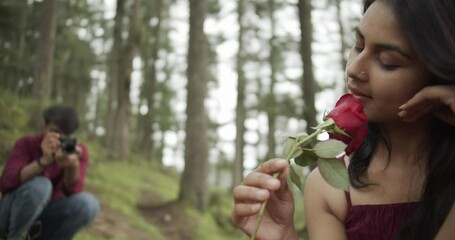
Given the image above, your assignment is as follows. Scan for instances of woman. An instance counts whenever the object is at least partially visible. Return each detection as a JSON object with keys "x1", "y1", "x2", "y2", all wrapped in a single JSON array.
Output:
[{"x1": 231, "y1": 0, "x2": 455, "y2": 239}]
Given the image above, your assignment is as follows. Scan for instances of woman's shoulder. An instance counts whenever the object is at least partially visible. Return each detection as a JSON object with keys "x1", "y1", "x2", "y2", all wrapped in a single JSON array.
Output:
[{"x1": 304, "y1": 167, "x2": 350, "y2": 222}]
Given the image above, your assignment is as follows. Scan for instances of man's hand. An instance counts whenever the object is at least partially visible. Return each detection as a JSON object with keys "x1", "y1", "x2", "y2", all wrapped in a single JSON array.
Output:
[
  {"x1": 40, "y1": 132, "x2": 60, "y2": 165},
  {"x1": 399, "y1": 85, "x2": 455, "y2": 126},
  {"x1": 54, "y1": 145, "x2": 81, "y2": 169}
]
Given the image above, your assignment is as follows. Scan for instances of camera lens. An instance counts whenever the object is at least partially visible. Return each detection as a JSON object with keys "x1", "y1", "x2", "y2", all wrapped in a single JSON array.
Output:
[{"x1": 60, "y1": 136, "x2": 77, "y2": 154}]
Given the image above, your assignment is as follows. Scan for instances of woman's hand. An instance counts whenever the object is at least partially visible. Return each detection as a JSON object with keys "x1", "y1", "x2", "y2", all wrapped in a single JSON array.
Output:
[
  {"x1": 399, "y1": 85, "x2": 455, "y2": 126},
  {"x1": 231, "y1": 158, "x2": 298, "y2": 240}
]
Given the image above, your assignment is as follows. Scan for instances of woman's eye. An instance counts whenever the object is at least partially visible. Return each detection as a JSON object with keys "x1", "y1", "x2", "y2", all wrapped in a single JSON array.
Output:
[
  {"x1": 378, "y1": 60, "x2": 399, "y2": 71},
  {"x1": 354, "y1": 46, "x2": 364, "y2": 53}
]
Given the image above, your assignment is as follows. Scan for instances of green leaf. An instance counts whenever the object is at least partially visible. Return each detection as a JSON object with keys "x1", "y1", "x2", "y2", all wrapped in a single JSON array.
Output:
[
  {"x1": 295, "y1": 134, "x2": 310, "y2": 145},
  {"x1": 317, "y1": 158, "x2": 350, "y2": 190},
  {"x1": 287, "y1": 132, "x2": 308, "y2": 139},
  {"x1": 294, "y1": 150, "x2": 318, "y2": 167},
  {"x1": 284, "y1": 137, "x2": 304, "y2": 160},
  {"x1": 312, "y1": 118, "x2": 335, "y2": 131},
  {"x1": 333, "y1": 125, "x2": 350, "y2": 137},
  {"x1": 322, "y1": 113, "x2": 329, "y2": 122},
  {"x1": 283, "y1": 137, "x2": 295, "y2": 159},
  {"x1": 313, "y1": 139, "x2": 347, "y2": 158},
  {"x1": 289, "y1": 165, "x2": 302, "y2": 190},
  {"x1": 290, "y1": 148, "x2": 303, "y2": 160}
]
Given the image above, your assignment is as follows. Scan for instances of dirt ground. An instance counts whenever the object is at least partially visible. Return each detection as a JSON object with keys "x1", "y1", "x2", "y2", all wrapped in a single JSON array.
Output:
[{"x1": 86, "y1": 188, "x2": 193, "y2": 240}]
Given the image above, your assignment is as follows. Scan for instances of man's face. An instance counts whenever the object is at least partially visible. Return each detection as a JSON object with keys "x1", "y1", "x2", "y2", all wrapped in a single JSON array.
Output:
[
  {"x1": 44, "y1": 122, "x2": 77, "y2": 155},
  {"x1": 44, "y1": 123, "x2": 74, "y2": 138}
]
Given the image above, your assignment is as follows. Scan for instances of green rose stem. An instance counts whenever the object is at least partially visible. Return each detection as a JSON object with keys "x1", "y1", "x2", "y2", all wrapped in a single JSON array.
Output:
[{"x1": 251, "y1": 128, "x2": 323, "y2": 240}]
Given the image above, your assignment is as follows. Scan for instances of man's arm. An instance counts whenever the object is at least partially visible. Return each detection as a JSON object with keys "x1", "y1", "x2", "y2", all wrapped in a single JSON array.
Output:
[
  {"x1": 59, "y1": 144, "x2": 88, "y2": 195},
  {"x1": 19, "y1": 156, "x2": 52, "y2": 183},
  {"x1": 1, "y1": 136, "x2": 55, "y2": 193},
  {"x1": 19, "y1": 132, "x2": 58, "y2": 183},
  {"x1": 62, "y1": 154, "x2": 80, "y2": 191}
]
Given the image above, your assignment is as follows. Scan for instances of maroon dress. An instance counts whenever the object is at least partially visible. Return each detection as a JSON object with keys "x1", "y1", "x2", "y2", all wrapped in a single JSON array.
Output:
[{"x1": 344, "y1": 191, "x2": 419, "y2": 240}]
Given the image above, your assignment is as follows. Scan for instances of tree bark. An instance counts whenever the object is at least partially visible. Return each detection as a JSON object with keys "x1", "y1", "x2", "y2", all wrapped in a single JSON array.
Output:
[
  {"x1": 33, "y1": 0, "x2": 58, "y2": 102},
  {"x1": 139, "y1": 0, "x2": 163, "y2": 159},
  {"x1": 232, "y1": 0, "x2": 246, "y2": 189},
  {"x1": 335, "y1": 0, "x2": 349, "y2": 93},
  {"x1": 115, "y1": 0, "x2": 141, "y2": 159},
  {"x1": 105, "y1": 0, "x2": 125, "y2": 153},
  {"x1": 265, "y1": 0, "x2": 278, "y2": 161},
  {"x1": 298, "y1": 0, "x2": 317, "y2": 133},
  {"x1": 178, "y1": 0, "x2": 209, "y2": 212}
]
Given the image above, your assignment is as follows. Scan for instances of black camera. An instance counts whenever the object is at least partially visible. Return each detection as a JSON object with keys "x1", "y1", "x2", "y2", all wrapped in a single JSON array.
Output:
[{"x1": 60, "y1": 136, "x2": 77, "y2": 154}]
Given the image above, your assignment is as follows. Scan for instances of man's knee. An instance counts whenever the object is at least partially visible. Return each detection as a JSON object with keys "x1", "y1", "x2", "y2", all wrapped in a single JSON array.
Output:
[
  {"x1": 70, "y1": 193, "x2": 100, "y2": 225},
  {"x1": 17, "y1": 177, "x2": 52, "y2": 207}
]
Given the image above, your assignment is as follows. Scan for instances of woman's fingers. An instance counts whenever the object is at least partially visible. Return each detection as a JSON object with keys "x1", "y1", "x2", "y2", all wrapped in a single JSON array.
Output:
[
  {"x1": 231, "y1": 185, "x2": 266, "y2": 228},
  {"x1": 255, "y1": 158, "x2": 288, "y2": 174},
  {"x1": 243, "y1": 172, "x2": 281, "y2": 190},
  {"x1": 232, "y1": 202, "x2": 262, "y2": 217},
  {"x1": 233, "y1": 185, "x2": 270, "y2": 203},
  {"x1": 399, "y1": 85, "x2": 455, "y2": 124}
]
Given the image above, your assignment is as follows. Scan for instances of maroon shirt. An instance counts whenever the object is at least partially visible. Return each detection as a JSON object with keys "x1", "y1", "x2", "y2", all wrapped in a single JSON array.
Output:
[
  {"x1": 344, "y1": 191, "x2": 419, "y2": 240},
  {"x1": 0, "y1": 134, "x2": 88, "y2": 200}
]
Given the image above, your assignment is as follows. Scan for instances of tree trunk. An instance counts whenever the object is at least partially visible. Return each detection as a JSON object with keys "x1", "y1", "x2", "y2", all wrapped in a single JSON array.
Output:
[
  {"x1": 265, "y1": 0, "x2": 278, "y2": 161},
  {"x1": 178, "y1": 0, "x2": 209, "y2": 212},
  {"x1": 105, "y1": 0, "x2": 125, "y2": 153},
  {"x1": 33, "y1": 0, "x2": 58, "y2": 102},
  {"x1": 232, "y1": 0, "x2": 246, "y2": 189},
  {"x1": 139, "y1": 0, "x2": 163, "y2": 159},
  {"x1": 298, "y1": 0, "x2": 317, "y2": 133},
  {"x1": 335, "y1": 0, "x2": 349, "y2": 93},
  {"x1": 14, "y1": 1, "x2": 29, "y2": 93},
  {"x1": 114, "y1": 0, "x2": 141, "y2": 159}
]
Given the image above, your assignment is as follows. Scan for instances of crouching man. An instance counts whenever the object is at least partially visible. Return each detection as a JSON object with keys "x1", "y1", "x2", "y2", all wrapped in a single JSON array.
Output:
[{"x1": 0, "y1": 105, "x2": 99, "y2": 240}]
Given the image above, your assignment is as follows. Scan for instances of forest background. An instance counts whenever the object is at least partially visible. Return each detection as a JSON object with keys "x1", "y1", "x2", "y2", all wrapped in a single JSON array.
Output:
[{"x1": 0, "y1": 0, "x2": 361, "y2": 239}]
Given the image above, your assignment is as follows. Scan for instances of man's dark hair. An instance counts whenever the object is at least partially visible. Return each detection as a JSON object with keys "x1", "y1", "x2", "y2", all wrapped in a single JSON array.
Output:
[{"x1": 42, "y1": 105, "x2": 79, "y2": 135}]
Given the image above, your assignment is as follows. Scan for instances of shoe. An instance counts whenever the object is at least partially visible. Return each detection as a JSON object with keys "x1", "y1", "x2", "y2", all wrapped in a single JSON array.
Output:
[{"x1": 27, "y1": 221, "x2": 42, "y2": 240}]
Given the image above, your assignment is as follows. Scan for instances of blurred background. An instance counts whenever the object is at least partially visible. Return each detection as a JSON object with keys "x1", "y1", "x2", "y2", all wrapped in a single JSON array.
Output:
[{"x1": 0, "y1": 0, "x2": 361, "y2": 239}]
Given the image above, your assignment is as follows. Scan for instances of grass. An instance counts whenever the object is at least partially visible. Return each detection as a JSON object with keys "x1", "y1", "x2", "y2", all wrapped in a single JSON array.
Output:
[
  {"x1": 76, "y1": 159, "x2": 174, "y2": 240},
  {"x1": 73, "y1": 143, "x2": 245, "y2": 240}
]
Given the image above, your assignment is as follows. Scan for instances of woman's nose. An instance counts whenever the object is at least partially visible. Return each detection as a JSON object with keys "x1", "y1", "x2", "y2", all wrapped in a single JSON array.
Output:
[{"x1": 346, "y1": 53, "x2": 368, "y2": 81}]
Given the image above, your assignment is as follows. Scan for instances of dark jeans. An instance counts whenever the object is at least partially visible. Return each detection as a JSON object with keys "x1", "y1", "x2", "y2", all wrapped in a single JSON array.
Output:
[{"x1": 0, "y1": 176, "x2": 99, "y2": 240}]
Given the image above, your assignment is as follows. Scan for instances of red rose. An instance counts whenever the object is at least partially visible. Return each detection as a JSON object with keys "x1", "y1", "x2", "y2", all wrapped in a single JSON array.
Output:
[{"x1": 327, "y1": 94, "x2": 368, "y2": 155}]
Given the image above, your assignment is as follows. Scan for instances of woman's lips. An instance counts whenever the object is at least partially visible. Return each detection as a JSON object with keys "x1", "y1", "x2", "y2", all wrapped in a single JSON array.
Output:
[{"x1": 348, "y1": 86, "x2": 372, "y2": 102}]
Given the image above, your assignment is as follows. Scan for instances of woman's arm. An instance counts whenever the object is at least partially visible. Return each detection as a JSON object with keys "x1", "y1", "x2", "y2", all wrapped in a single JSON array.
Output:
[
  {"x1": 435, "y1": 202, "x2": 455, "y2": 240},
  {"x1": 399, "y1": 85, "x2": 455, "y2": 126},
  {"x1": 304, "y1": 168, "x2": 348, "y2": 240}
]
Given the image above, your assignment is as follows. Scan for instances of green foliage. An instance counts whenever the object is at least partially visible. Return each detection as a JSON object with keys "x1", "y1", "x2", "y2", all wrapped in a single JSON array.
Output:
[
  {"x1": 313, "y1": 139, "x2": 346, "y2": 158},
  {"x1": 0, "y1": 87, "x2": 33, "y2": 160},
  {"x1": 317, "y1": 158, "x2": 350, "y2": 191},
  {"x1": 83, "y1": 160, "x2": 170, "y2": 240},
  {"x1": 0, "y1": 1, "x2": 26, "y2": 33},
  {"x1": 207, "y1": 0, "x2": 222, "y2": 15},
  {"x1": 282, "y1": 118, "x2": 349, "y2": 191},
  {"x1": 190, "y1": 208, "x2": 243, "y2": 240},
  {"x1": 75, "y1": 151, "x2": 244, "y2": 239}
]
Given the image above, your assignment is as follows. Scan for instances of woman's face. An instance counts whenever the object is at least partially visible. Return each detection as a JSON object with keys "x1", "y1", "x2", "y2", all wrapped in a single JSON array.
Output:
[{"x1": 345, "y1": 0, "x2": 429, "y2": 123}]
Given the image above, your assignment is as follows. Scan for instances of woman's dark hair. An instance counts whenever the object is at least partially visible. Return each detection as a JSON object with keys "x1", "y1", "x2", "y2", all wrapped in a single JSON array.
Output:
[
  {"x1": 348, "y1": 0, "x2": 455, "y2": 239},
  {"x1": 42, "y1": 105, "x2": 79, "y2": 135}
]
